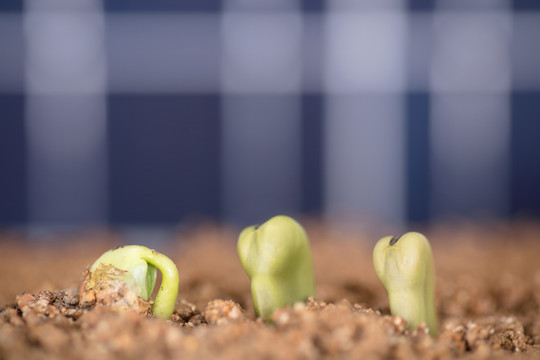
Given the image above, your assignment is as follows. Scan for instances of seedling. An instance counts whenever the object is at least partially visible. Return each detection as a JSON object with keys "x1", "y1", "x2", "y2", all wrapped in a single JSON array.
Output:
[
  {"x1": 373, "y1": 232, "x2": 438, "y2": 337},
  {"x1": 237, "y1": 215, "x2": 316, "y2": 321},
  {"x1": 86, "y1": 245, "x2": 179, "y2": 319}
]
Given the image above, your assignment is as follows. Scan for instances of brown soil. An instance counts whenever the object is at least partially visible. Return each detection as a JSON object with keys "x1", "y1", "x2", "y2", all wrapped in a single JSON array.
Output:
[{"x1": 0, "y1": 221, "x2": 539, "y2": 359}]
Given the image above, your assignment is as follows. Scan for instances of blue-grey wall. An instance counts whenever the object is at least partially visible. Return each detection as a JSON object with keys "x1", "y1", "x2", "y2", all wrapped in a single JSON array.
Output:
[{"x1": 1, "y1": 0, "x2": 539, "y2": 229}]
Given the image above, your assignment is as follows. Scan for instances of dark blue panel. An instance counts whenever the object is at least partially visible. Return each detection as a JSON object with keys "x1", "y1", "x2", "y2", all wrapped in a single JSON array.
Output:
[
  {"x1": 301, "y1": 94, "x2": 324, "y2": 214},
  {"x1": 302, "y1": 0, "x2": 325, "y2": 12},
  {"x1": 0, "y1": 0, "x2": 22, "y2": 11},
  {"x1": 513, "y1": 0, "x2": 540, "y2": 10},
  {"x1": 105, "y1": 0, "x2": 222, "y2": 12},
  {"x1": 0, "y1": 95, "x2": 26, "y2": 225},
  {"x1": 511, "y1": 92, "x2": 540, "y2": 217},
  {"x1": 108, "y1": 95, "x2": 221, "y2": 224},
  {"x1": 406, "y1": 93, "x2": 430, "y2": 224},
  {"x1": 408, "y1": 0, "x2": 435, "y2": 11}
]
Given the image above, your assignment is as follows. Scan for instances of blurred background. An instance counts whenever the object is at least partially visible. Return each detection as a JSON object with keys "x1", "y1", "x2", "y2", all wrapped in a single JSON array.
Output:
[{"x1": 1, "y1": 0, "x2": 540, "y2": 238}]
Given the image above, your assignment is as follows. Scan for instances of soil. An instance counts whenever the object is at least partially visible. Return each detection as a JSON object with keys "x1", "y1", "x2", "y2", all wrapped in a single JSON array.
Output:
[{"x1": 0, "y1": 220, "x2": 539, "y2": 359}]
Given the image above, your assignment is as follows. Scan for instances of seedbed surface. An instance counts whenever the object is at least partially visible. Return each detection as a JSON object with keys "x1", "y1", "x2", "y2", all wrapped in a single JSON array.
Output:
[{"x1": 0, "y1": 222, "x2": 539, "y2": 359}]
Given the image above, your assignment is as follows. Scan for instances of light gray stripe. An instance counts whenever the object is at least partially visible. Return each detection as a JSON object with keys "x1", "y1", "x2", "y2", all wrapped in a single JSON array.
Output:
[
  {"x1": 512, "y1": 13, "x2": 540, "y2": 90},
  {"x1": 25, "y1": 0, "x2": 107, "y2": 226},
  {"x1": 26, "y1": 96, "x2": 108, "y2": 225},
  {"x1": 106, "y1": 14, "x2": 220, "y2": 94},
  {"x1": 24, "y1": 10, "x2": 106, "y2": 95},
  {"x1": 430, "y1": 95, "x2": 510, "y2": 219},
  {"x1": 406, "y1": 13, "x2": 433, "y2": 91},
  {"x1": 430, "y1": 1, "x2": 511, "y2": 219},
  {"x1": 224, "y1": 0, "x2": 297, "y2": 11},
  {"x1": 221, "y1": 12, "x2": 302, "y2": 94},
  {"x1": 221, "y1": 96, "x2": 301, "y2": 226},
  {"x1": 0, "y1": 15, "x2": 24, "y2": 93},
  {"x1": 324, "y1": 95, "x2": 405, "y2": 226},
  {"x1": 324, "y1": 11, "x2": 406, "y2": 93},
  {"x1": 326, "y1": 0, "x2": 405, "y2": 11},
  {"x1": 430, "y1": 7, "x2": 511, "y2": 93}
]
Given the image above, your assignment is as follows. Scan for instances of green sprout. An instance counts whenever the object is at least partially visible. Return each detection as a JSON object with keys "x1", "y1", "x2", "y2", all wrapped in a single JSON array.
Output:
[
  {"x1": 373, "y1": 232, "x2": 438, "y2": 337},
  {"x1": 88, "y1": 245, "x2": 179, "y2": 319},
  {"x1": 237, "y1": 215, "x2": 316, "y2": 321}
]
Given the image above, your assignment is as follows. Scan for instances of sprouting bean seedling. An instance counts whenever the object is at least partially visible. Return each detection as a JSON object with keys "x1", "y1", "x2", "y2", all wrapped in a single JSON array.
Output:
[
  {"x1": 373, "y1": 232, "x2": 438, "y2": 337},
  {"x1": 84, "y1": 245, "x2": 179, "y2": 319},
  {"x1": 237, "y1": 215, "x2": 316, "y2": 321}
]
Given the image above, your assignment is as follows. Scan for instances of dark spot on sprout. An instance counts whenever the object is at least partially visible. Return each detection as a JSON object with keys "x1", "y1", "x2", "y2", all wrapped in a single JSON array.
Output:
[
  {"x1": 389, "y1": 235, "x2": 401, "y2": 246},
  {"x1": 254, "y1": 224, "x2": 260, "y2": 230}
]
